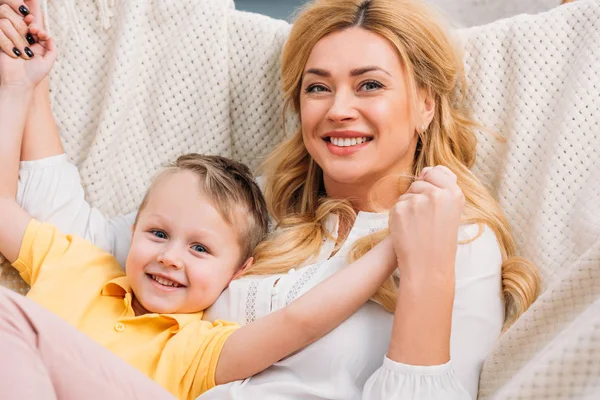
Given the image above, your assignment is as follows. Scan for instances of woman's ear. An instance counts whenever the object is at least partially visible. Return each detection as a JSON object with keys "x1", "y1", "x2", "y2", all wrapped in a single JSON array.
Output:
[
  {"x1": 230, "y1": 257, "x2": 254, "y2": 282},
  {"x1": 419, "y1": 89, "x2": 436, "y2": 127}
]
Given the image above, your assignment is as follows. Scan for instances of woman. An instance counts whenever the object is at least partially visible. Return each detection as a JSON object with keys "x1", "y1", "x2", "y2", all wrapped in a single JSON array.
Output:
[{"x1": 5, "y1": 0, "x2": 539, "y2": 398}]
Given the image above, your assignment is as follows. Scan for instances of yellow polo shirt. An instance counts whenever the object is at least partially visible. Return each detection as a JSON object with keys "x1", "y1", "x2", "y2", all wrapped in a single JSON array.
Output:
[{"x1": 12, "y1": 220, "x2": 238, "y2": 400}]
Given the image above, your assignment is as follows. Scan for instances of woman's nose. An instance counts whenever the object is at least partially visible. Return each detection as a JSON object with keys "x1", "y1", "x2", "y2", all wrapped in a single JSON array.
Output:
[{"x1": 326, "y1": 89, "x2": 359, "y2": 123}]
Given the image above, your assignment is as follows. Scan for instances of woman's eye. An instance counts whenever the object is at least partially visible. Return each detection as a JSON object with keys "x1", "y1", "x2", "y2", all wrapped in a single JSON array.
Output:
[
  {"x1": 305, "y1": 84, "x2": 329, "y2": 93},
  {"x1": 191, "y1": 244, "x2": 208, "y2": 253},
  {"x1": 360, "y1": 80, "x2": 383, "y2": 91},
  {"x1": 150, "y1": 230, "x2": 167, "y2": 239}
]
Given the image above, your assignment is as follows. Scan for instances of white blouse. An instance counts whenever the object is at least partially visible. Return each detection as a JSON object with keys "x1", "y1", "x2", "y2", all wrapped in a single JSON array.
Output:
[{"x1": 17, "y1": 154, "x2": 505, "y2": 399}]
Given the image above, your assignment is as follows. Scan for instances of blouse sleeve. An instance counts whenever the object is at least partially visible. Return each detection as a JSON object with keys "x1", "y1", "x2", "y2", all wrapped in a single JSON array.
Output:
[
  {"x1": 17, "y1": 154, "x2": 135, "y2": 268},
  {"x1": 363, "y1": 224, "x2": 504, "y2": 400}
]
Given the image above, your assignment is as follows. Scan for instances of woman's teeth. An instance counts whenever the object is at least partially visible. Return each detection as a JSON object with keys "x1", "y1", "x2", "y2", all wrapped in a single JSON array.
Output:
[
  {"x1": 329, "y1": 137, "x2": 370, "y2": 147},
  {"x1": 150, "y1": 274, "x2": 183, "y2": 288}
]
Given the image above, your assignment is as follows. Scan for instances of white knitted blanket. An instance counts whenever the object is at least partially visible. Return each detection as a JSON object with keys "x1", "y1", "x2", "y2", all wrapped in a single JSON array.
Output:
[{"x1": 1, "y1": 0, "x2": 598, "y2": 398}]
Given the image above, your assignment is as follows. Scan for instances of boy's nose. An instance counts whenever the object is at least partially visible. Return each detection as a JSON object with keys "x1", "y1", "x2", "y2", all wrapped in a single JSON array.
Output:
[{"x1": 157, "y1": 247, "x2": 184, "y2": 269}]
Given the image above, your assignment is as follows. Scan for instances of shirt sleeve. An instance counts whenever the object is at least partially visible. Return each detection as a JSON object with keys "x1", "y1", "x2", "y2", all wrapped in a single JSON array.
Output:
[
  {"x1": 17, "y1": 154, "x2": 135, "y2": 267},
  {"x1": 180, "y1": 320, "x2": 239, "y2": 399},
  {"x1": 362, "y1": 224, "x2": 503, "y2": 400},
  {"x1": 11, "y1": 219, "x2": 117, "y2": 287}
]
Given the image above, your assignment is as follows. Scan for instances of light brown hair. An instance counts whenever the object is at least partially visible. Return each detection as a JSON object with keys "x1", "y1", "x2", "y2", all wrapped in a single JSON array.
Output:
[
  {"x1": 246, "y1": 0, "x2": 540, "y2": 328},
  {"x1": 136, "y1": 154, "x2": 269, "y2": 263}
]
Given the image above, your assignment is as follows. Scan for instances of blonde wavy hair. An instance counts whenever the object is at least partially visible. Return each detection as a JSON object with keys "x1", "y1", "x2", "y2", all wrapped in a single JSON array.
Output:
[{"x1": 245, "y1": 0, "x2": 540, "y2": 328}]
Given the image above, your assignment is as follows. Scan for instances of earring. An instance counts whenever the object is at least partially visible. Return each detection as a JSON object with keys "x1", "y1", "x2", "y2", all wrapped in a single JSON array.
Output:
[{"x1": 421, "y1": 124, "x2": 426, "y2": 133}]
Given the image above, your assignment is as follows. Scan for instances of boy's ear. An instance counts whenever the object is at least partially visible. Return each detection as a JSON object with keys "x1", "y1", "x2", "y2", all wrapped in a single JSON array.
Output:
[{"x1": 230, "y1": 257, "x2": 254, "y2": 282}]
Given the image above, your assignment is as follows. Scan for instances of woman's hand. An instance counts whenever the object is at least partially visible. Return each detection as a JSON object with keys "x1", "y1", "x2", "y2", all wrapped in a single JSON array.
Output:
[
  {"x1": 389, "y1": 165, "x2": 465, "y2": 284},
  {"x1": 0, "y1": 20, "x2": 56, "y2": 88},
  {"x1": 0, "y1": 0, "x2": 55, "y2": 88},
  {"x1": 0, "y1": 1, "x2": 36, "y2": 60}
]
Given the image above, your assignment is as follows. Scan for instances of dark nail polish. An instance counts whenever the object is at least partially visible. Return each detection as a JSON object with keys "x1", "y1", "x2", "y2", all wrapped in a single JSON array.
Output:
[
  {"x1": 26, "y1": 33, "x2": 35, "y2": 45},
  {"x1": 19, "y1": 5, "x2": 30, "y2": 16},
  {"x1": 12, "y1": 47, "x2": 21, "y2": 57},
  {"x1": 24, "y1": 47, "x2": 34, "y2": 58}
]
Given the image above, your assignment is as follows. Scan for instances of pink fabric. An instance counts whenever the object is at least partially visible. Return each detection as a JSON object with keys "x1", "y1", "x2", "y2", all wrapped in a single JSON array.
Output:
[{"x1": 0, "y1": 287, "x2": 174, "y2": 399}]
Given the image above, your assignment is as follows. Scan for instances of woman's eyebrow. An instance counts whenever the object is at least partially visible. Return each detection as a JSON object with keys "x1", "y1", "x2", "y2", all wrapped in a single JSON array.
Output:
[
  {"x1": 304, "y1": 68, "x2": 330, "y2": 78},
  {"x1": 303, "y1": 66, "x2": 391, "y2": 78},
  {"x1": 350, "y1": 66, "x2": 391, "y2": 77}
]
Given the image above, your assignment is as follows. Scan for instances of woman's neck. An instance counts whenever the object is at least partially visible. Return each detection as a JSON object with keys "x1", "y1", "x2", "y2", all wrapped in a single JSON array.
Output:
[{"x1": 324, "y1": 174, "x2": 411, "y2": 212}]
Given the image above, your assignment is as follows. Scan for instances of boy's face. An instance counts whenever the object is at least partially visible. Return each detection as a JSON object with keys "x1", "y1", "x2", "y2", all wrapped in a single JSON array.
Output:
[{"x1": 126, "y1": 170, "x2": 249, "y2": 314}]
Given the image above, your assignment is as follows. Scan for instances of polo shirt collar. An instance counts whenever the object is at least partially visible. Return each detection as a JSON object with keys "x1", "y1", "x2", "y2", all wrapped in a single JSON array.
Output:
[
  {"x1": 101, "y1": 276, "x2": 204, "y2": 329},
  {"x1": 102, "y1": 276, "x2": 131, "y2": 297}
]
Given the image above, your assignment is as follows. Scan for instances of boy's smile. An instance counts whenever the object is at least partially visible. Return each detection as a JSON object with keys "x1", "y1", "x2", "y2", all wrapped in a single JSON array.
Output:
[{"x1": 125, "y1": 170, "x2": 248, "y2": 315}]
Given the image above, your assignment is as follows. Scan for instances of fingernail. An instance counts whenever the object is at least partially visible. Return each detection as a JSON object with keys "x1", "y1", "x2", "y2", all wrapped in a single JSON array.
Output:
[
  {"x1": 26, "y1": 33, "x2": 35, "y2": 45},
  {"x1": 24, "y1": 47, "x2": 34, "y2": 58},
  {"x1": 13, "y1": 47, "x2": 22, "y2": 57},
  {"x1": 19, "y1": 5, "x2": 30, "y2": 16}
]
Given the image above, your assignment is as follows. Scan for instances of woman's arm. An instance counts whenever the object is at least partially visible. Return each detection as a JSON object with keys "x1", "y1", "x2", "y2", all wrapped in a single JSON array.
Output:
[
  {"x1": 8, "y1": 1, "x2": 134, "y2": 266},
  {"x1": 0, "y1": 20, "x2": 57, "y2": 263},
  {"x1": 362, "y1": 225, "x2": 503, "y2": 399},
  {"x1": 214, "y1": 236, "x2": 398, "y2": 385},
  {"x1": 17, "y1": 77, "x2": 135, "y2": 266},
  {"x1": 361, "y1": 167, "x2": 502, "y2": 399},
  {"x1": 0, "y1": 86, "x2": 33, "y2": 263},
  {"x1": 21, "y1": 77, "x2": 63, "y2": 161},
  {"x1": 385, "y1": 166, "x2": 465, "y2": 369}
]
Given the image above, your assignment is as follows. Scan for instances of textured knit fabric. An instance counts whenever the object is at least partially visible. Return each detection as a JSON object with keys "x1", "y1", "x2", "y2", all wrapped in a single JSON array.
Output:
[
  {"x1": 427, "y1": 0, "x2": 561, "y2": 27},
  {"x1": 13, "y1": 220, "x2": 238, "y2": 399},
  {"x1": 1, "y1": 0, "x2": 599, "y2": 398}
]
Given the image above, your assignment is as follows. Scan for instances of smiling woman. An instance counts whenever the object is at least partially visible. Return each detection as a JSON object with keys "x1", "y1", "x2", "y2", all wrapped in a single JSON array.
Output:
[
  {"x1": 299, "y1": 27, "x2": 431, "y2": 207},
  {"x1": 229, "y1": 0, "x2": 539, "y2": 398}
]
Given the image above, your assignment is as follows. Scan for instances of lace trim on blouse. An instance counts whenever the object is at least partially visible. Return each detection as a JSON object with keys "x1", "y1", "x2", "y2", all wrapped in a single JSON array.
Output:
[{"x1": 245, "y1": 281, "x2": 260, "y2": 324}]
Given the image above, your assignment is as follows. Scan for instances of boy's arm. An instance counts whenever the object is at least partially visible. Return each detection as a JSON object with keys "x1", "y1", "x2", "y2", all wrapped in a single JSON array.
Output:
[
  {"x1": 215, "y1": 236, "x2": 397, "y2": 385},
  {"x1": 0, "y1": 86, "x2": 34, "y2": 263}
]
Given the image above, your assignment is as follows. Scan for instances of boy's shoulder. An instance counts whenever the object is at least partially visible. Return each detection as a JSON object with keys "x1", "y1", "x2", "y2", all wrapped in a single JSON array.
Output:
[{"x1": 19, "y1": 219, "x2": 124, "y2": 284}]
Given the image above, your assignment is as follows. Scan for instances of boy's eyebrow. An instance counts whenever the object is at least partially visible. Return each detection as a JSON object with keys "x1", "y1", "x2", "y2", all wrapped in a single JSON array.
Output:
[{"x1": 303, "y1": 66, "x2": 391, "y2": 78}]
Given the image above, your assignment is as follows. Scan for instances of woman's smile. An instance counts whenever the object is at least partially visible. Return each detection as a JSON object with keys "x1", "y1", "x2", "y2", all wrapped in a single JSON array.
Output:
[{"x1": 324, "y1": 130, "x2": 374, "y2": 156}]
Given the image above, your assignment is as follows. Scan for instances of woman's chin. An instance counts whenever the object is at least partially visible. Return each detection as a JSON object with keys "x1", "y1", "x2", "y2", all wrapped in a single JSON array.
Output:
[{"x1": 322, "y1": 168, "x2": 370, "y2": 186}]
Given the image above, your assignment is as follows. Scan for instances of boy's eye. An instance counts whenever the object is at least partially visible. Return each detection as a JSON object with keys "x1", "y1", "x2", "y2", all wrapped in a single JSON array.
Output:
[
  {"x1": 191, "y1": 244, "x2": 208, "y2": 253},
  {"x1": 150, "y1": 230, "x2": 167, "y2": 239}
]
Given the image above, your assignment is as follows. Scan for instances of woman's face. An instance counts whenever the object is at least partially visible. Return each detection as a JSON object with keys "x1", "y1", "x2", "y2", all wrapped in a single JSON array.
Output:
[{"x1": 300, "y1": 27, "x2": 424, "y2": 196}]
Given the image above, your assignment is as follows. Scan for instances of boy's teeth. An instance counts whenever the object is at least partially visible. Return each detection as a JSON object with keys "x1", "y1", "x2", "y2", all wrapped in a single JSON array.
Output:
[
  {"x1": 151, "y1": 274, "x2": 182, "y2": 288},
  {"x1": 330, "y1": 137, "x2": 369, "y2": 147}
]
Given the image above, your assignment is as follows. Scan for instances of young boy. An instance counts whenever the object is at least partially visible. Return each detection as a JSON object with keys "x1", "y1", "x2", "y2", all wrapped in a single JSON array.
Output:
[{"x1": 0, "y1": 11, "x2": 398, "y2": 400}]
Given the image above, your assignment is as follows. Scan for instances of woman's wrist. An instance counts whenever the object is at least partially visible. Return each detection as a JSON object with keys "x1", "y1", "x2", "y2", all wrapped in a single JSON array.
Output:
[
  {"x1": 0, "y1": 84, "x2": 34, "y2": 99},
  {"x1": 387, "y1": 277, "x2": 455, "y2": 366},
  {"x1": 32, "y1": 78, "x2": 51, "y2": 104},
  {"x1": 396, "y1": 258, "x2": 455, "y2": 287}
]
